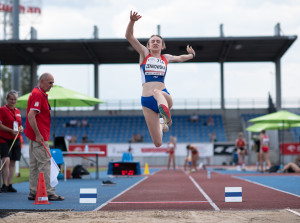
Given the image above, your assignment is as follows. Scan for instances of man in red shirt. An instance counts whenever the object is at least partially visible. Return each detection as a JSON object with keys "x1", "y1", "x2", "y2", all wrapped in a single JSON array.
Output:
[
  {"x1": 24, "y1": 73, "x2": 64, "y2": 201},
  {"x1": 0, "y1": 90, "x2": 23, "y2": 193}
]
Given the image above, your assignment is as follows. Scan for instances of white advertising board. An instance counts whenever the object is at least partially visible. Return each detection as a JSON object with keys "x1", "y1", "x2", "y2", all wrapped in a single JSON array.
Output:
[{"x1": 107, "y1": 143, "x2": 213, "y2": 157}]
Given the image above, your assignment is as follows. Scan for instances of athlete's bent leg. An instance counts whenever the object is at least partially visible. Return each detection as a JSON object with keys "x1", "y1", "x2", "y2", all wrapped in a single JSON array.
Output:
[
  {"x1": 153, "y1": 89, "x2": 173, "y2": 126},
  {"x1": 143, "y1": 107, "x2": 163, "y2": 147}
]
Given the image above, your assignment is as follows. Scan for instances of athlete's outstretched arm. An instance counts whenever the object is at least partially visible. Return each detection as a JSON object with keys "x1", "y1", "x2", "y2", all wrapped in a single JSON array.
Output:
[
  {"x1": 165, "y1": 45, "x2": 196, "y2": 63},
  {"x1": 125, "y1": 11, "x2": 148, "y2": 58}
]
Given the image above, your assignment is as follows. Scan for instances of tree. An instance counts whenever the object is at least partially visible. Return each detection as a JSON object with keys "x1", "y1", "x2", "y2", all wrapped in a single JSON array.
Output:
[
  {"x1": 0, "y1": 65, "x2": 36, "y2": 105},
  {"x1": 20, "y1": 65, "x2": 33, "y2": 95},
  {"x1": 1, "y1": 66, "x2": 12, "y2": 105}
]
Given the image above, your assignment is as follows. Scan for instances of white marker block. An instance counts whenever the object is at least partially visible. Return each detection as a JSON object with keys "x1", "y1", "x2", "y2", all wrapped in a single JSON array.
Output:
[
  {"x1": 225, "y1": 187, "x2": 242, "y2": 202},
  {"x1": 80, "y1": 188, "x2": 97, "y2": 203}
]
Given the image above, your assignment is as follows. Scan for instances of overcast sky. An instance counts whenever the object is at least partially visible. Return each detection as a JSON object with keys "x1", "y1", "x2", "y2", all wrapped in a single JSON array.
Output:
[{"x1": 3, "y1": 0, "x2": 300, "y2": 108}]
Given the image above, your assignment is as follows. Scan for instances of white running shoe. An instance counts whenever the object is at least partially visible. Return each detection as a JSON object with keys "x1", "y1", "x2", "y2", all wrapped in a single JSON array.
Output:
[
  {"x1": 160, "y1": 118, "x2": 169, "y2": 133},
  {"x1": 242, "y1": 163, "x2": 246, "y2": 171}
]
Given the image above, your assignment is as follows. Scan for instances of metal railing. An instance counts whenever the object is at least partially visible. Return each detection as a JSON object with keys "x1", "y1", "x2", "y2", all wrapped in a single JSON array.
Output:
[{"x1": 53, "y1": 97, "x2": 300, "y2": 111}]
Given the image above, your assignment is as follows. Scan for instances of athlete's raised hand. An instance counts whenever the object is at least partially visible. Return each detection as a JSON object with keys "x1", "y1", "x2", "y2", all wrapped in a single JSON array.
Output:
[{"x1": 130, "y1": 10, "x2": 142, "y2": 22}]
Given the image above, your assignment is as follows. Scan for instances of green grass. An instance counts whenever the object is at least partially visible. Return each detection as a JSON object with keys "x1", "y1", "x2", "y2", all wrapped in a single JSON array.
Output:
[
  {"x1": 12, "y1": 167, "x2": 107, "y2": 184},
  {"x1": 12, "y1": 168, "x2": 30, "y2": 184}
]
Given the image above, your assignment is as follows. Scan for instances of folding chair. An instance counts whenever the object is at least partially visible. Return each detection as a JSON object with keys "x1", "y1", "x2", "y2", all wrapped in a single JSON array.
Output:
[
  {"x1": 50, "y1": 148, "x2": 67, "y2": 181},
  {"x1": 122, "y1": 152, "x2": 134, "y2": 162}
]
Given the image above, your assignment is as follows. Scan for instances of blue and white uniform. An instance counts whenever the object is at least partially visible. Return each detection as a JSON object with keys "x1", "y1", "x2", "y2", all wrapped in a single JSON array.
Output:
[
  {"x1": 140, "y1": 54, "x2": 170, "y2": 113},
  {"x1": 140, "y1": 54, "x2": 168, "y2": 84}
]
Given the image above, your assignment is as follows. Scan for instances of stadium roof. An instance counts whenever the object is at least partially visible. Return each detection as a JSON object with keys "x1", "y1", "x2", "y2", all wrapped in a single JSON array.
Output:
[{"x1": 0, "y1": 35, "x2": 297, "y2": 65}]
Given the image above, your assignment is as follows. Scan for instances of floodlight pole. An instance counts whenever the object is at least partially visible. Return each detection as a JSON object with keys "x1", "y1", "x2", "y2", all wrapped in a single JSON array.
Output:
[
  {"x1": 219, "y1": 24, "x2": 225, "y2": 110},
  {"x1": 12, "y1": 0, "x2": 19, "y2": 39},
  {"x1": 220, "y1": 62, "x2": 225, "y2": 110},
  {"x1": 30, "y1": 27, "x2": 38, "y2": 90},
  {"x1": 94, "y1": 63, "x2": 99, "y2": 111},
  {"x1": 93, "y1": 25, "x2": 99, "y2": 111},
  {"x1": 274, "y1": 23, "x2": 282, "y2": 110},
  {"x1": 275, "y1": 58, "x2": 281, "y2": 109},
  {"x1": 12, "y1": 0, "x2": 20, "y2": 92}
]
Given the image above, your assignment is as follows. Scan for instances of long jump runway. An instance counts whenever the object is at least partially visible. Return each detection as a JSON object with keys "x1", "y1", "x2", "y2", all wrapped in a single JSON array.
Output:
[{"x1": 99, "y1": 169, "x2": 300, "y2": 211}]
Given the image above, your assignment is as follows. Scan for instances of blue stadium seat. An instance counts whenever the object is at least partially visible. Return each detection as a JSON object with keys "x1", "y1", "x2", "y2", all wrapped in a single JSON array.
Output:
[{"x1": 22, "y1": 114, "x2": 227, "y2": 143}]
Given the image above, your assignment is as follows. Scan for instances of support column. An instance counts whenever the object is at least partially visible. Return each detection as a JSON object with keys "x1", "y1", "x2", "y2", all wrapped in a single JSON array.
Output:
[
  {"x1": 94, "y1": 63, "x2": 99, "y2": 111},
  {"x1": 12, "y1": 0, "x2": 20, "y2": 91},
  {"x1": 220, "y1": 62, "x2": 225, "y2": 109},
  {"x1": 30, "y1": 27, "x2": 38, "y2": 90},
  {"x1": 30, "y1": 62, "x2": 38, "y2": 90},
  {"x1": 275, "y1": 58, "x2": 281, "y2": 109}
]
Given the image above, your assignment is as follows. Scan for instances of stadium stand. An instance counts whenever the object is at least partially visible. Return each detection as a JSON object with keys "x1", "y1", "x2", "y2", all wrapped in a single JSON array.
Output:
[
  {"x1": 241, "y1": 113, "x2": 265, "y2": 123},
  {"x1": 21, "y1": 114, "x2": 226, "y2": 144},
  {"x1": 290, "y1": 127, "x2": 300, "y2": 141}
]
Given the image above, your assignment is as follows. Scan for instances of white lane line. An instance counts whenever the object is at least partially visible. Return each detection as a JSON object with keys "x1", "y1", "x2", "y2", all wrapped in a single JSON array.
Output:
[
  {"x1": 94, "y1": 176, "x2": 149, "y2": 211},
  {"x1": 109, "y1": 201, "x2": 209, "y2": 204},
  {"x1": 233, "y1": 176, "x2": 300, "y2": 198},
  {"x1": 286, "y1": 208, "x2": 300, "y2": 217},
  {"x1": 189, "y1": 176, "x2": 220, "y2": 211},
  {"x1": 94, "y1": 169, "x2": 163, "y2": 211}
]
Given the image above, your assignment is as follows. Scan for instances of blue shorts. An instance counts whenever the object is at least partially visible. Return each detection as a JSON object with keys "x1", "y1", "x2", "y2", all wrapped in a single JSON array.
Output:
[{"x1": 141, "y1": 89, "x2": 170, "y2": 113}]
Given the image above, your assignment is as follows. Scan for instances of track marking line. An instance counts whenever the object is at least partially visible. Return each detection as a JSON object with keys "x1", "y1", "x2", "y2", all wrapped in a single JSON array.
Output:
[
  {"x1": 233, "y1": 176, "x2": 300, "y2": 198},
  {"x1": 286, "y1": 208, "x2": 300, "y2": 217},
  {"x1": 94, "y1": 169, "x2": 163, "y2": 211},
  {"x1": 108, "y1": 201, "x2": 209, "y2": 204},
  {"x1": 94, "y1": 176, "x2": 148, "y2": 211},
  {"x1": 189, "y1": 176, "x2": 220, "y2": 211}
]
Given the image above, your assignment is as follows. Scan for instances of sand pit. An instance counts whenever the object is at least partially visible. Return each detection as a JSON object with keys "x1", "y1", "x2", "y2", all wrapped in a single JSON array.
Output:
[{"x1": 2, "y1": 209, "x2": 300, "y2": 223}]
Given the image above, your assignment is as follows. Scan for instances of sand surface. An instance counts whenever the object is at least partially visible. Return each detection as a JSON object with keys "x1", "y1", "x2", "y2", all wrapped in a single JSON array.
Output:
[{"x1": 2, "y1": 209, "x2": 300, "y2": 223}]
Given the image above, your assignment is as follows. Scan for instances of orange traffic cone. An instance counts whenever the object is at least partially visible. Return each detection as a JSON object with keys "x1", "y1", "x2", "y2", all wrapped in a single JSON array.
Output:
[{"x1": 33, "y1": 172, "x2": 50, "y2": 205}]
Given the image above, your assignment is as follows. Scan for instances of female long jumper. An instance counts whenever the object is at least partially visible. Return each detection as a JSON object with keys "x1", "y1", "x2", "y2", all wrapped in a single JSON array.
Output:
[{"x1": 125, "y1": 11, "x2": 195, "y2": 147}]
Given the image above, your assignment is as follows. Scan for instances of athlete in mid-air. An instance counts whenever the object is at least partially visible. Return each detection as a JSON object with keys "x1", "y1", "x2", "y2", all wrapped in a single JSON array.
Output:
[{"x1": 125, "y1": 11, "x2": 195, "y2": 147}]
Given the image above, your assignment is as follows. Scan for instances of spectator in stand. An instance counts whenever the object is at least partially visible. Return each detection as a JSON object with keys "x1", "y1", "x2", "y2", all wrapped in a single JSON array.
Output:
[
  {"x1": 65, "y1": 133, "x2": 72, "y2": 143},
  {"x1": 209, "y1": 131, "x2": 217, "y2": 142},
  {"x1": 189, "y1": 113, "x2": 199, "y2": 123},
  {"x1": 130, "y1": 133, "x2": 137, "y2": 143},
  {"x1": 81, "y1": 118, "x2": 89, "y2": 127},
  {"x1": 69, "y1": 119, "x2": 78, "y2": 127},
  {"x1": 82, "y1": 133, "x2": 88, "y2": 143},
  {"x1": 76, "y1": 119, "x2": 81, "y2": 127},
  {"x1": 70, "y1": 133, "x2": 77, "y2": 143},
  {"x1": 136, "y1": 133, "x2": 144, "y2": 142},
  {"x1": 206, "y1": 116, "x2": 214, "y2": 126}
]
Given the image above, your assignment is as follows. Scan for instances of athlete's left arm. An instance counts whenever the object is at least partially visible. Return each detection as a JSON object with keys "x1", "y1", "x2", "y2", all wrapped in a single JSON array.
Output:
[{"x1": 165, "y1": 45, "x2": 195, "y2": 62}]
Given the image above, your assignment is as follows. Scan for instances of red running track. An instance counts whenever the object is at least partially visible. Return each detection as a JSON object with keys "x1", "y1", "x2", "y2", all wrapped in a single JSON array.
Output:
[{"x1": 99, "y1": 169, "x2": 300, "y2": 211}]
